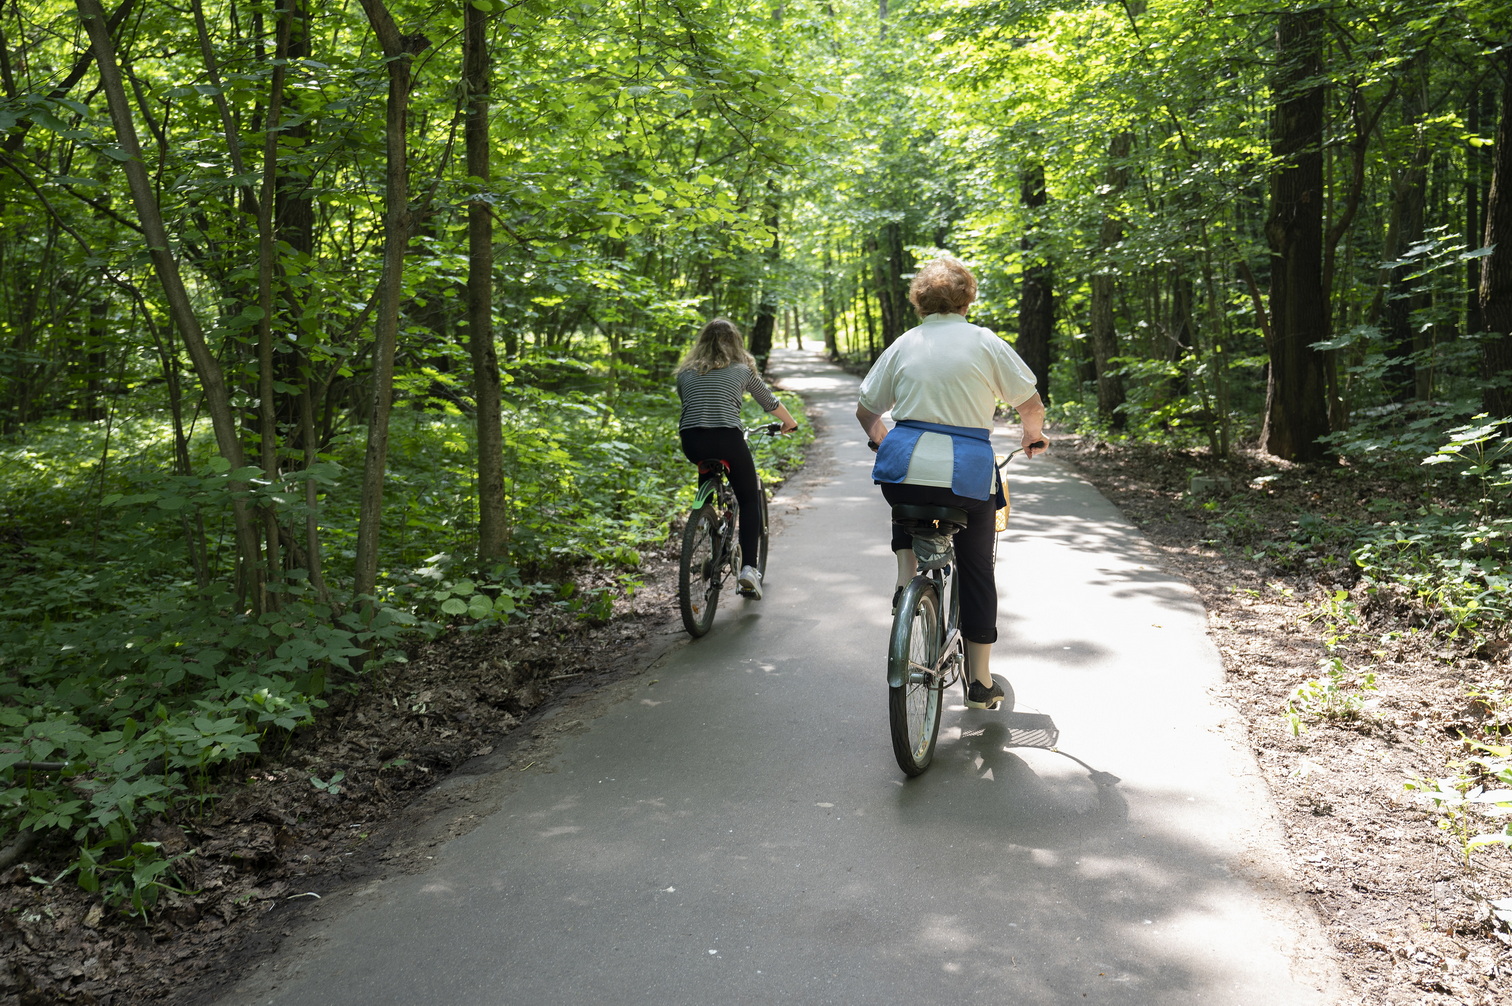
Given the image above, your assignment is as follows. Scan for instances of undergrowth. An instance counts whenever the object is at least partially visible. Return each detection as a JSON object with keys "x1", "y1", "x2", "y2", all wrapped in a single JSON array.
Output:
[{"x1": 0, "y1": 379, "x2": 812, "y2": 920}]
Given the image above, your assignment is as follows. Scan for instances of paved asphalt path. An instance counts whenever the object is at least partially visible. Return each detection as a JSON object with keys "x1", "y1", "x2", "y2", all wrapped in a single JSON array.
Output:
[{"x1": 215, "y1": 347, "x2": 1344, "y2": 1005}]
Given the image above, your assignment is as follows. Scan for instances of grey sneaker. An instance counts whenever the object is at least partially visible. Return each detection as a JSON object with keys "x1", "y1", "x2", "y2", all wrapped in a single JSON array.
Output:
[
  {"x1": 737, "y1": 565, "x2": 763, "y2": 599},
  {"x1": 966, "y1": 678, "x2": 1005, "y2": 710}
]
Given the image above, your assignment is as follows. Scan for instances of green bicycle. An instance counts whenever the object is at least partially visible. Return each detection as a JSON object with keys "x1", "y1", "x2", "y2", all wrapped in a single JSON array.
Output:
[{"x1": 677, "y1": 423, "x2": 781, "y2": 638}]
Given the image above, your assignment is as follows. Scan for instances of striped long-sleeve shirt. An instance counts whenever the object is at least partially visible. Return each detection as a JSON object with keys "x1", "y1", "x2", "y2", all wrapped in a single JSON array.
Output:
[{"x1": 676, "y1": 364, "x2": 780, "y2": 430}]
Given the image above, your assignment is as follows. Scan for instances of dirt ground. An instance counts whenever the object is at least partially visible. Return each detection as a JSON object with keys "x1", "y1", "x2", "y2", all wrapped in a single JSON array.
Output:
[{"x1": 3, "y1": 437, "x2": 1511, "y2": 1005}]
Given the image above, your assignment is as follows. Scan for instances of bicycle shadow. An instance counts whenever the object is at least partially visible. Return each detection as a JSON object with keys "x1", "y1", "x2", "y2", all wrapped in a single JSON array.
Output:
[{"x1": 891, "y1": 717, "x2": 1128, "y2": 851}]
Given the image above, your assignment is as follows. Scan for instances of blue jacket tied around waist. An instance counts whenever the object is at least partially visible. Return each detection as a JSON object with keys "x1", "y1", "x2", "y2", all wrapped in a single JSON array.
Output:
[{"x1": 871, "y1": 419, "x2": 1005, "y2": 505}]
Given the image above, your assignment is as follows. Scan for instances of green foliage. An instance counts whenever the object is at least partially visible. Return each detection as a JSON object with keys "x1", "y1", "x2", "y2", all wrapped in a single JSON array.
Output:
[
  {"x1": 1406, "y1": 744, "x2": 1512, "y2": 865},
  {"x1": 1341, "y1": 420, "x2": 1512, "y2": 642},
  {"x1": 69, "y1": 841, "x2": 197, "y2": 923},
  {"x1": 1283, "y1": 656, "x2": 1378, "y2": 736},
  {"x1": 0, "y1": 359, "x2": 813, "y2": 909}
]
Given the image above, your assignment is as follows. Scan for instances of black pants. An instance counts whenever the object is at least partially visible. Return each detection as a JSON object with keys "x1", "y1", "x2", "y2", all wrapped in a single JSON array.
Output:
[
  {"x1": 680, "y1": 427, "x2": 762, "y2": 565},
  {"x1": 881, "y1": 482, "x2": 998, "y2": 644}
]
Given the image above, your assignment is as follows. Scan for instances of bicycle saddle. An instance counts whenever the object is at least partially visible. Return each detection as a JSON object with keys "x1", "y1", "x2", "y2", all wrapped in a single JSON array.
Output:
[
  {"x1": 695, "y1": 458, "x2": 731, "y2": 476},
  {"x1": 891, "y1": 504, "x2": 969, "y2": 535}
]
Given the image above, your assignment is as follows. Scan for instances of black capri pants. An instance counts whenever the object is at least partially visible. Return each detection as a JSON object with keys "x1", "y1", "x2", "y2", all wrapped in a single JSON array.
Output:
[
  {"x1": 680, "y1": 426, "x2": 763, "y2": 565},
  {"x1": 881, "y1": 482, "x2": 999, "y2": 645}
]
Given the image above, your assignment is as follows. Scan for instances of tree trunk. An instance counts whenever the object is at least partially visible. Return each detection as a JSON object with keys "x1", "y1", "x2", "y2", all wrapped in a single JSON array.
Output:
[
  {"x1": 76, "y1": 0, "x2": 264, "y2": 608},
  {"x1": 1261, "y1": 10, "x2": 1333, "y2": 462},
  {"x1": 822, "y1": 243, "x2": 837, "y2": 358},
  {"x1": 255, "y1": 6, "x2": 292, "y2": 604},
  {"x1": 275, "y1": 0, "x2": 318, "y2": 439},
  {"x1": 875, "y1": 221, "x2": 909, "y2": 347},
  {"x1": 352, "y1": 0, "x2": 425, "y2": 601},
  {"x1": 1479, "y1": 44, "x2": 1512, "y2": 417},
  {"x1": 1090, "y1": 131, "x2": 1131, "y2": 427},
  {"x1": 749, "y1": 188, "x2": 780, "y2": 368},
  {"x1": 1380, "y1": 48, "x2": 1429, "y2": 403},
  {"x1": 1468, "y1": 82, "x2": 1494, "y2": 339},
  {"x1": 1017, "y1": 163, "x2": 1054, "y2": 405},
  {"x1": 465, "y1": 0, "x2": 507, "y2": 566}
]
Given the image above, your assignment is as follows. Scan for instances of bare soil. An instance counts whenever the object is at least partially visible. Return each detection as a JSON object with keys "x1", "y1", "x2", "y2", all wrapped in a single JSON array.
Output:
[
  {"x1": 1061, "y1": 437, "x2": 1512, "y2": 1005},
  {"x1": 3, "y1": 438, "x2": 1511, "y2": 1005}
]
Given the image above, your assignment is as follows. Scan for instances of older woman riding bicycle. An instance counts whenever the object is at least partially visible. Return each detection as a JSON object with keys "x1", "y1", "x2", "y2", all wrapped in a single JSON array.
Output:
[{"x1": 855, "y1": 257, "x2": 1047, "y2": 709}]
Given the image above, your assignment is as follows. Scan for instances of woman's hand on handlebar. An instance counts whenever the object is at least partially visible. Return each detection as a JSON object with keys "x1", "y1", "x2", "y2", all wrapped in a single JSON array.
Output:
[
  {"x1": 1021, "y1": 435, "x2": 1049, "y2": 458},
  {"x1": 772, "y1": 404, "x2": 799, "y2": 435}
]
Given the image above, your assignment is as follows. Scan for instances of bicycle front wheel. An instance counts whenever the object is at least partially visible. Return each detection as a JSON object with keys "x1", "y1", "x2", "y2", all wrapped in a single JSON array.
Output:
[
  {"x1": 888, "y1": 578, "x2": 944, "y2": 777},
  {"x1": 678, "y1": 505, "x2": 721, "y2": 637}
]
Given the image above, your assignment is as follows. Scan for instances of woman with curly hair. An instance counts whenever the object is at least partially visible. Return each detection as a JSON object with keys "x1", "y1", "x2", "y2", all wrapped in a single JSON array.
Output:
[
  {"x1": 855, "y1": 257, "x2": 1047, "y2": 709},
  {"x1": 676, "y1": 318, "x2": 798, "y2": 600}
]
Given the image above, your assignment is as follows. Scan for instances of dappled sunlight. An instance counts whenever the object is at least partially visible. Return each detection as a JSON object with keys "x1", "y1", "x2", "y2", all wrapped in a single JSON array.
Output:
[
  {"x1": 769, "y1": 374, "x2": 854, "y2": 395},
  {"x1": 213, "y1": 352, "x2": 1340, "y2": 1006}
]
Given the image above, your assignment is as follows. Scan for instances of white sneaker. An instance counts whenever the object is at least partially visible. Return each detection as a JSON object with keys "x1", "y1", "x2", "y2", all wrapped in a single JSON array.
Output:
[{"x1": 737, "y1": 565, "x2": 763, "y2": 599}]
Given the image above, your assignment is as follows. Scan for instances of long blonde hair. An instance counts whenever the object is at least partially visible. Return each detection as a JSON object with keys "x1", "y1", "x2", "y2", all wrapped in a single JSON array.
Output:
[{"x1": 677, "y1": 318, "x2": 757, "y2": 375}]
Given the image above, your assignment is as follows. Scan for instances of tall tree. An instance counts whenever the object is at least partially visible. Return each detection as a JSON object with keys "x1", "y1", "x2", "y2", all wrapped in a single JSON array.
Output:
[
  {"x1": 75, "y1": 0, "x2": 264, "y2": 606},
  {"x1": 1262, "y1": 9, "x2": 1332, "y2": 463},
  {"x1": 464, "y1": 0, "x2": 507, "y2": 566},
  {"x1": 1479, "y1": 42, "x2": 1512, "y2": 417},
  {"x1": 1016, "y1": 162, "x2": 1054, "y2": 403},
  {"x1": 1089, "y1": 130, "x2": 1131, "y2": 427},
  {"x1": 352, "y1": 0, "x2": 425, "y2": 602}
]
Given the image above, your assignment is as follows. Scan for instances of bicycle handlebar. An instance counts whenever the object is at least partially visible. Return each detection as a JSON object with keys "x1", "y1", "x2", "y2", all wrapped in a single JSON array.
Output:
[
  {"x1": 1002, "y1": 439, "x2": 1047, "y2": 463},
  {"x1": 868, "y1": 435, "x2": 1046, "y2": 458}
]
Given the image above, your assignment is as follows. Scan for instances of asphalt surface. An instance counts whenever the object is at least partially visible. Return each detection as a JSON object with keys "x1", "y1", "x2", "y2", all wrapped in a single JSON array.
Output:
[{"x1": 214, "y1": 347, "x2": 1345, "y2": 1005}]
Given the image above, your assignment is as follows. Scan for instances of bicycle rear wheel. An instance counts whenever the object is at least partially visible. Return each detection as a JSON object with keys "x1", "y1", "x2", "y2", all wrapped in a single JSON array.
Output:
[
  {"x1": 888, "y1": 578, "x2": 944, "y2": 776},
  {"x1": 678, "y1": 505, "x2": 721, "y2": 637},
  {"x1": 755, "y1": 483, "x2": 769, "y2": 577}
]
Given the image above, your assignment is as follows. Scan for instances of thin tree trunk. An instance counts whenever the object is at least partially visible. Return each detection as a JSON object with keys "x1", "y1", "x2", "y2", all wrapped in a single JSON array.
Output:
[
  {"x1": 465, "y1": 0, "x2": 507, "y2": 565},
  {"x1": 861, "y1": 258, "x2": 877, "y2": 361},
  {"x1": 1468, "y1": 84, "x2": 1493, "y2": 338},
  {"x1": 255, "y1": 6, "x2": 292, "y2": 603},
  {"x1": 1379, "y1": 49, "x2": 1429, "y2": 404},
  {"x1": 1090, "y1": 131, "x2": 1131, "y2": 427},
  {"x1": 822, "y1": 242, "x2": 837, "y2": 358},
  {"x1": 352, "y1": 0, "x2": 425, "y2": 601},
  {"x1": 76, "y1": 0, "x2": 263, "y2": 607}
]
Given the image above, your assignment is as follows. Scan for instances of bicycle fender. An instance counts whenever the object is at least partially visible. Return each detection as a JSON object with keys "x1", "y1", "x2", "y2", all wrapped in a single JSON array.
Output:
[
  {"x1": 887, "y1": 579, "x2": 938, "y2": 688},
  {"x1": 692, "y1": 481, "x2": 719, "y2": 510}
]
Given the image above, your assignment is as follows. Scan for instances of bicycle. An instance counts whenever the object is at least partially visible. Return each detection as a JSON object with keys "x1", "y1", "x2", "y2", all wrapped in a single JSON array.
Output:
[
  {"x1": 886, "y1": 443, "x2": 1042, "y2": 776},
  {"x1": 677, "y1": 422, "x2": 783, "y2": 638}
]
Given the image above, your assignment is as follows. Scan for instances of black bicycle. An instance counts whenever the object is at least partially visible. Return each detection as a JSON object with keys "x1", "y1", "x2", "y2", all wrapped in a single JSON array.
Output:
[
  {"x1": 678, "y1": 423, "x2": 782, "y2": 637},
  {"x1": 887, "y1": 444, "x2": 1040, "y2": 776}
]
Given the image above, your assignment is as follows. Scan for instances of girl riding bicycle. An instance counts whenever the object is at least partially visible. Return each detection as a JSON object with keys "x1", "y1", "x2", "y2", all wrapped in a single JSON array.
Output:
[
  {"x1": 855, "y1": 258, "x2": 1047, "y2": 709},
  {"x1": 676, "y1": 318, "x2": 798, "y2": 600}
]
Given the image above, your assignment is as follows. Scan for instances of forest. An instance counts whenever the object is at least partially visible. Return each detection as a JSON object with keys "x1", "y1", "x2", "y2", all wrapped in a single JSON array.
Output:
[{"x1": 1, "y1": 0, "x2": 1511, "y2": 953}]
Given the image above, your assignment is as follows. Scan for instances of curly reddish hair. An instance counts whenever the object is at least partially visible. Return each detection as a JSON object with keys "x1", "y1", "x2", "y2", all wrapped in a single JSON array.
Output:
[{"x1": 908, "y1": 257, "x2": 977, "y2": 316}]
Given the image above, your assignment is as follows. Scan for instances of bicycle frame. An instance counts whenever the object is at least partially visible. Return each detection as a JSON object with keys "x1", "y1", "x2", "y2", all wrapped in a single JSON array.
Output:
[
  {"x1": 677, "y1": 422, "x2": 782, "y2": 637},
  {"x1": 883, "y1": 439, "x2": 1044, "y2": 775},
  {"x1": 886, "y1": 543, "x2": 962, "y2": 689},
  {"x1": 884, "y1": 443, "x2": 1035, "y2": 689}
]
